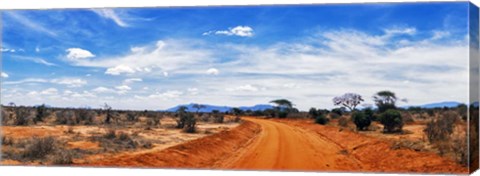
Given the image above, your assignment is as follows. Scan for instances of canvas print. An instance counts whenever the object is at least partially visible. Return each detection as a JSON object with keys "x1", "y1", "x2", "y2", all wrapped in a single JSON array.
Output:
[{"x1": 0, "y1": 1, "x2": 479, "y2": 174}]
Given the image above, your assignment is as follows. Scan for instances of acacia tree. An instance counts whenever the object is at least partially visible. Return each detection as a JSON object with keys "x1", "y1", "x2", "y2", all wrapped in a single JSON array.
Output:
[
  {"x1": 373, "y1": 90, "x2": 397, "y2": 112},
  {"x1": 270, "y1": 99, "x2": 294, "y2": 118},
  {"x1": 333, "y1": 93, "x2": 364, "y2": 111},
  {"x1": 192, "y1": 104, "x2": 206, "y2": 113},
  {"x1": 270, "y1": 99, "x2": 293, "y2": 109}
]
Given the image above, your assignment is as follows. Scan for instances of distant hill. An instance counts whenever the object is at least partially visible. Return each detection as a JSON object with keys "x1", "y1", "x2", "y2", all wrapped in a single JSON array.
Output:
[
  {"x1": 402, "y1": 101, "x2": 463, "y2": 109},
  {"x1": 165, "y1": 103, "x2": 274, "y2": 113}
]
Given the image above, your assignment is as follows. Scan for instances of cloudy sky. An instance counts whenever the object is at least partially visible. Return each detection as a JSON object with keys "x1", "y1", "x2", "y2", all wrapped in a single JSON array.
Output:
[{"x1": 0, "y1": 2, "x2": 472, "y2": 111}]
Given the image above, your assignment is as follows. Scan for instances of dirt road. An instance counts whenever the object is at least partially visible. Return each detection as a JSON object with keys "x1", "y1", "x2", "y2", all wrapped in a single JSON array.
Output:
[
  {"x1": 216, "y1": 118, "x2": 362, "y2": 171},
  {"x1": 82, "y1": 117, "x2": 467, "y2": 173}
]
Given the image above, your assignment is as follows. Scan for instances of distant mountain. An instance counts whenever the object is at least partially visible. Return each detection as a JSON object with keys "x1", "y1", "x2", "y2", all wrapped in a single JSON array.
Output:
[
  {"x1": 402, "y1": 101, "x2": 463, "y2": 109},
  {"x1": 165, "y1": 103, "x2": 274, "y2": 113}
]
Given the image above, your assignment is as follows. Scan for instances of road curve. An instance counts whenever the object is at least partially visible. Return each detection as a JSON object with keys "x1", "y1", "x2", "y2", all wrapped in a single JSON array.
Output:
[{"x1": 216, "y1": 117, "x2": 362, "y2": 171}]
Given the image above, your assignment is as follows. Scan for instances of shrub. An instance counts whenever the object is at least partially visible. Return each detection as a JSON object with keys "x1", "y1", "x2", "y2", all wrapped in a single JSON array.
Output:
[
  {"x1": 338, "y1": 117, "x2": 348, "y2": 127},
  {"x1": 328, "y1": 112, "x2": 340, "y2": 119},
  {"x1": 126, "y1": 112, "x2": 138, "y2": 122},
  {"x1": 1, "y1": 108, "x2": 10, "y2": 124},
  {"x1": 52, "y1": 149, "x2": 74, "y2": 165},
  {"x1": 452, "y1": 134, "x2": 468, "y2": 166},
  {"x1": 14, "y1": 107, "x2": 31, "y2": 126},
  {"x1": 76, "y1": 109, "x2": 97, "y2": 125},
  {"x1": 351, "y1": 111, "x2": 371, "y2": 131},
  {"x1": 34, "y1": 104, "x2": 49, "y2": 124},
  {"x1": 379, "y1": 109, "x2": 403, "y2": 133},
  {"x1": 212, "y1": 111, "x2": 224, "y2": 123},
  {"x1": 277, "y1": 110, "x2": 288, "y2": 118},
  {"x1": 23, "y1": 136, "x2": 57, "y2": 160},
  {"x1": 183, "y1": 113, "x2": 197, "y2": 133},
  {"x1": 55, "y1": 110, "x2": 78, "y2": 125},
  {"x1": 315, "y1": 114, "x2": 329, "y2": 125},
  {"x1": 117, "y1": 132, "x2": 131, "y2": 141},
  {"x1": 2, "y1": 135, "x2": 13, "y2": 145},
  {"x1": 103, "y1": 129, "x2": 117, "y2": 139},
  {"x1": 308, "y1": 107, "x2": 318, "y2": 118},
  {"x1": 331, "y1": 108, "x2": 344, "y2": 116},
  {"x1": 424, "y1": 111, "x2": 457, "y2": 143}
]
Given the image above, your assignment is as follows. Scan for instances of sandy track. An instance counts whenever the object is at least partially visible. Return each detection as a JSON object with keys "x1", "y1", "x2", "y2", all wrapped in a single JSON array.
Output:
[{"x1": 217, "y1": 118, "x2": 361, "y2": 171}]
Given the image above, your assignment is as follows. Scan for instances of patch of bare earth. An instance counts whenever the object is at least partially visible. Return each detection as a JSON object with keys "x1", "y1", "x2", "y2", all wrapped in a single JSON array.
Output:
[
  {"x1": 79, "y1": 120, "x2": 260, "y2": 168},
  {"x1": 273, "y1": 118, "x2": 467, "y2": 174}
]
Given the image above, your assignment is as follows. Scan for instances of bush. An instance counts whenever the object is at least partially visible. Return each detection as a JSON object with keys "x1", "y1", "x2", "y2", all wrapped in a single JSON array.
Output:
[
  {"x1": 338, "y1": 117, "x2": 348, "y2": 127},
  {"x1": 117, "y1": 132, "x2": 131, "y2": 141},
  {"x1": 23, "y1": 136, "x2": 57, "y2": 160},
  {"x1": 55, "y1": 110, "x2": 78, "y2": 125},
  {"x1": 379, "y1": 109, "x2": 403, "y2": 133},
  {"x1": 424, "y1": 111, "x2": 457, "y2": 143},
  {"x1": 315, "y1": 114, "x2": 329, "y2": 125},
  {"x1": 2, "y1": 135, "x2": 13, "y2": 145},
  {"x1": 76, "y1": 109, "x2": 97, "y2": 125},
  {"x1": 34, "y1": 104, "x2": 49, "y2": 124},
  {"x1": 14, "y1": 107, "x2": 31, "y2": 126},
  {"x1": 351, "y1": 111, "x2": 371, "y2": 131},
  {"x1": 328, "y1": 112, "x2": 340, "y2": 119},
  {"x1": 103, "y1": 129, "x2": 117, "y2": 139},
  {"x1": 183, "y1": 113, "x2": 197, "y2": 133},
  {"x1": 52, "y1": 149, "x2": 74, "y2": 165},
  {"x1": 277, "y1": 110, "x2": 288, "y2": 118}
]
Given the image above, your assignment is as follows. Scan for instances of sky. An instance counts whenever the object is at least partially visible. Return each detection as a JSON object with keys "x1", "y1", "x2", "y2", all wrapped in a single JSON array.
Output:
[{"x1": 0, "y1": 2, "x2": 472, "y2": 111}]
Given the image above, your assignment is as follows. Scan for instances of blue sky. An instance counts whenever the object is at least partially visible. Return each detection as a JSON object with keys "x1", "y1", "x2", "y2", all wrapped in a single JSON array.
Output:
[{"x1": 0, "y1": 2, "x2": 472, "y2": 110}]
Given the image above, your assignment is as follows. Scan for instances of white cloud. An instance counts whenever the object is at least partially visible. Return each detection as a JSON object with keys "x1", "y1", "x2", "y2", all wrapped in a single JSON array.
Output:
[
  {"x1": 40, "y1": 88, "x2": 58, "y2": 95},
  {"x1": 123, "y1": 78, "x2": 143, "y2": 84},
  {"x1": 206, "y1": 68, "x2": 219, "y2": 75},
  {"x1": 432, "y1": 31, "x2": 451, "y2": 40},
  {"x1": 163, "y1": 71, "x2": 169, "y2": 77},
  {"x1": 105, "y1": 65, "x2": 136, "y2": 75},
  {"x1": 1, "y1": 72, "x2": 9, "y2": 78},
  {"x1": 51, "y1": 78, "x2": 87, "y2": 87},
  {"x1": 92, "y1": 9, "x2": 128, "y2": 27},
  {"x1": 12, "y1": 55, "x2": 56, "y2": 66},
  {"x1": 1, "y1": 48, "x2": 16, "y2": 53},
  {"x1": 187, "y1": 88, "x2": 199, "y2": 95},
  {"x1": 66, "y1": 39, "x2": 213, "y2": 76},
  {"x1": 92, "y1": 86, "x2": 116, "y2": 93},
  {"x1": 384, "y1": 27, "x2": 416, "y2": 36},
  {"x1": 4, "y1": 11, "x2": 57, "y2": 37},
  {"x1": 4, "y1": 78, "x2": 48, "y2": 85},
  {"x1": 115, "y1": 85, "x2": 132, "y2": 94},
  {"x1": 204, "y1": 26, "x2": 254, "y2": 37},
  {"x1": 115, "y1": 85, "x2": 132, "y2": 91},
  {"x1": 149, "y1": 90, "x2": 183, "y2": 99},
  {"x1": 66, "y1": 48, "x2": 95, "y2": 60},
  {"x1": 227, "y1": 84, "x2": 260, "y2": 92}
]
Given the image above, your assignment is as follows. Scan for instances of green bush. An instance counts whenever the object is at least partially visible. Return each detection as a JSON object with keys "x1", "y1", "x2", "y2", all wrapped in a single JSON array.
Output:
[
  {"x1": 315, "y1": 114, "x2": 329, "y2": 125},
  {"x1": 379, "y1": 109, "x2": 403, "y2": 133},
  {"x1": 352, "y1": 111, "x2": 371, "y2": 131},
  {"x1": 277, "y1": 110, "x2": 288, "y2": 118}
]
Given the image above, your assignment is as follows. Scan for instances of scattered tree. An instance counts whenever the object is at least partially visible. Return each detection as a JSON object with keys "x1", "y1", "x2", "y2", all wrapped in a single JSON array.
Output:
[
  {"x1": 192, "y1": 104, "x2": 206, "y2": 113},
  {"x1": 373, "y1": 90, "x2": 397, "y2": 112},
  {"x1": 333, "y1": 93, "x2": 364, "y2": 111},
  {"x1": 34, "y1": 104, "x2": 49, "y2": 124}
]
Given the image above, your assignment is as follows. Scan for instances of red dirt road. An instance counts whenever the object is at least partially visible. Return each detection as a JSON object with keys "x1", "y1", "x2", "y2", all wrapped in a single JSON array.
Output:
[
  {"x1": 217, "y1": 118, "x2": 361, "y2": 171},
  {"x1": 81, "y1": 117, "x2": 467, "y2": 174}
]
